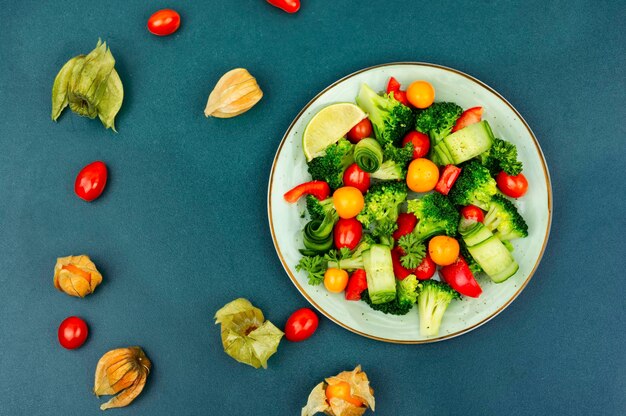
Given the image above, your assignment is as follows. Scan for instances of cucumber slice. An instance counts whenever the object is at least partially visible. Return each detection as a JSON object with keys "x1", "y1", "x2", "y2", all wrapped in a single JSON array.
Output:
[
  {"x1": 461, "y1": 222, "x2": 494, "y2": 246},
  {"x1": 362, "y1": 244, "x2": 397, "y2": 304},
  {"x1": 467, "y1": 236, "x2": 518, "y2": 283},
  {"x1": 442, "y1": 120, "x2": 494, "y2": 164}
]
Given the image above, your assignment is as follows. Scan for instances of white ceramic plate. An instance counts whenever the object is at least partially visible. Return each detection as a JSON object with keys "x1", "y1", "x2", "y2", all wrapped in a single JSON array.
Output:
[{"x1": 268, "y1": 63, "x2": 552, "y2": 343}]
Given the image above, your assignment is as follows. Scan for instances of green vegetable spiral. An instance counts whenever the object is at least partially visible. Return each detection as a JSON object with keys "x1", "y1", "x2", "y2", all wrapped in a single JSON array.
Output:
[{"x1": 354, "y1": 138, "x2": 383, "y2": 173}]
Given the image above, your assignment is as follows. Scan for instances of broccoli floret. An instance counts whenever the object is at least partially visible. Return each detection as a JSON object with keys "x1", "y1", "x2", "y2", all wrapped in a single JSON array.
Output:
[
  {"x1": 306, "y1": 195, "x2": 334, "y2": 221},
  {"x1": 356, "y1": 84, "x2": 414, "y2": 148},
  {"x1": 296, "y1": 255, "x2": 326, "y2": 285},
  {"x1": 448, "y1": 161, "x2": 497, "y2": 210},
  {"x1": 361, "y1": 289, "x2": 412, "y2": 316},
  {"x1": 483, "y1": 194, "x2": 529, "y2": 241},
  {"x1": 397, "y1": 233, "x2": 426, "y2": 269},
  {"x1": 307, "y1": 138, "x2": 354, "y2": 190},
  {"x1": 397, "y1": 274, "x2": 420, "y2": 310},
  {"x1": 415, "y1": 102, "x2": 463, "y2": 145},
  {"x1": 407, "y1": 193, "x2": 460, "y2": 242},
  {"x1": 459, "y1": 240, "x2": 483, "y2": 275},
  {"x1": 480, "y1": 138, "x2": 523, "y2": 176},
  {"x1": 370, "y1": 143, "x2": 414, "y2": 180},
  {"x1": 357, "y1": 181, "x2": 408, "y2": 246},
  {"x1": 370, "y1": 160, "x2": 404, "y2": 180},
  {"x1": 417, "y1": 280, "x2": 461, "y2": 336}
]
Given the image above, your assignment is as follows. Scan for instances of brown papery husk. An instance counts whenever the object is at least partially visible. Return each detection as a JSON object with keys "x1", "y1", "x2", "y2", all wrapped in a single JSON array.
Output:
[
  {"x1": 94, "y1": 347, "x2": 151, "y2": 411},
  {"x1": 204, "y1": 68, "x2": 262, "y2": 118}
]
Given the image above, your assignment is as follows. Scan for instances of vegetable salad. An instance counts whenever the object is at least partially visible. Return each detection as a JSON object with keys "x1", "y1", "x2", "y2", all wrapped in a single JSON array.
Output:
[{"x1": 284, "y1": 77, "x2": 529, "y2": 337}]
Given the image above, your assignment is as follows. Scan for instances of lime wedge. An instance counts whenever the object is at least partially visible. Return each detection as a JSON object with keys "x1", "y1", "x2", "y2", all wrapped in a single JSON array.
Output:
[{"x1": 302, "y1": 103, "x2": 367, "y2": 161}]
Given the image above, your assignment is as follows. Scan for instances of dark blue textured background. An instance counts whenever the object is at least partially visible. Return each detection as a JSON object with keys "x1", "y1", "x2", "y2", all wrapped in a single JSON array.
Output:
[{"x1": 1, "y1": 1, "x2": 624, "y2": 414}]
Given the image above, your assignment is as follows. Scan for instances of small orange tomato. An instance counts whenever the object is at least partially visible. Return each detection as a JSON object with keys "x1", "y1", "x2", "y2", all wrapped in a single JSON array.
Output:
[
  {"x1": 325, "y1": 381, "x2": 364, "y2": 407},
  {"x1": 428, "y1": 236, "x2": 460, "y2": 266},
  {"x1": 406, "y1": 80, "x2": 435, "y2": 109},
  {"x1": 406, "y1": 158, "x2": 439, "y2": 192},
  {"x1": 333, "y1": 186, "x2": 364, "y2": 219},
  {"x1": 324, "y1": 268, "x2": 349, "y2": 293}
]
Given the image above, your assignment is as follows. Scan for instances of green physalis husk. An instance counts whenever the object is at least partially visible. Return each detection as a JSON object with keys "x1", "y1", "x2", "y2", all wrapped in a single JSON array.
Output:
[
  {"x1": 51, "y1": 39, "x2": 123, "y2": 131},
  {"x1": 214, "y1": 298, "x2": 284, "y2": 369}
]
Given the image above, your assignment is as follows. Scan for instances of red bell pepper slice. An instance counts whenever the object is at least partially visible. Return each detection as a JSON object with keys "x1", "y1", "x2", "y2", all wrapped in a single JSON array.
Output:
[
  {"x1": 386, "y1": 77, "x2": 401, "y2": 93},
  {"x1": 345, "y1": 269, "x2": 368, "y2": 300},
  {"x1": 283, "y1": 180, "x2": 330, "y2": 203},
  {"x1": 439, "y1": 256, "x2": 482, "y2": 298},
  {"x1": 435, "y1": 165, "x2": 462, "y2": 195},
  {"x1": 452, "y1": 106, "x2": 483, "y2": 132},
  {"x1": 391, "y1": 90, "x2": 411, "y2": 107},
  {"x1": 392, "y1": 213, "x2": 418, "y2": 240}
]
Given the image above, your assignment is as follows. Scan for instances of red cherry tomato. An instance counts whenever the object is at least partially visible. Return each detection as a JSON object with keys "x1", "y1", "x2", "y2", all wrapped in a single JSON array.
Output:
[
  {"x1": 460, "y1": 205, "x2": 485, "y2": 223},
  {"x1": 496, "y1": 172, "x2": 528, "y2": 198},
  {"x1": 439, "y1": 256, "x2": 482, "y2": 298},
  {"x1": 58, "y1": 316, "x2": 88, "y2": 349},
  {"x1": 345, "y1": 269, "x2": 368, "y2": 301},
  {"x1": 346, "y1": 118, "x2": 373, "y2": 143},
  {"x1": 147, "y1": 9, "x2": 181, "y2": 36},
  {"x1": 402, "y1": 131, "x2": 430, "y2": 159},
  {"x1": 392, "y1": 213, "x2": 417, "y2": 240},
  {"x1": 284, "y1": 308, "x2": 318, "y2": 342},
  {"x1": 334, "y1": 218, "x2": 363, "y2": 250},
  {"x1": 342, "y1": 164, "x2": 370, "y2": 193},
  {"x1": 75, "y1": 161, "x2": 108, "y2": 202},
  {"x1": 267, "y1": 0, "x2": 300, "y2": 13},
  {"x1": 415, "y1": 254, "x2": 436, "y2": 280}
]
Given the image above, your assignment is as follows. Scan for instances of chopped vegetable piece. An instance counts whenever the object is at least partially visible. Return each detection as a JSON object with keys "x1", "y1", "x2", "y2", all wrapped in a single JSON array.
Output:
[
  {"x1": 439, "y1": 256, "x2": 482, "y2": 298},
  {"x1": 480, "y1": 137, "x2": 523, "y2": 176},
  {"x1": 356, "y1": 83, "x2": 414, "y2": 148},
  {"x1": 451, "y1": 106, "x2": 483, "y2": 132},
  {"x1": 417, "y1": 280, "x2": 460, "y2": 336},
  {"x1": 284, "y1": 181, "x2": 331, "y2": 203},
  {"x1": 435, "y1": 164, "x2": 461, "y2": 195},
  {"x1": 345, "y1": 269, "x2": 368, "y2": 300}
]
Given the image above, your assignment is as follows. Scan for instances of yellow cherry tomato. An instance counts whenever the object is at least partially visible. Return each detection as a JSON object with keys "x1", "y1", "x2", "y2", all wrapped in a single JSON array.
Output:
[
  {"x1": 406, "y1": 158, "x2": 439, "y2": 192},
  {"x1": 333, "y1": 186, "x2": 364, "y2": 219},
  {"x1": 324, "y1": 268, "x2": 349, "y2": 293},
  {"x1": 325, "y1": 381, "x2": 364, "y2": 407},
  {"x1": 406, "y1": 80, "x2": 435, "y2": 109},
  {"x1": 428, "y1": 236, "x2": 460, "y2": 266}
]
